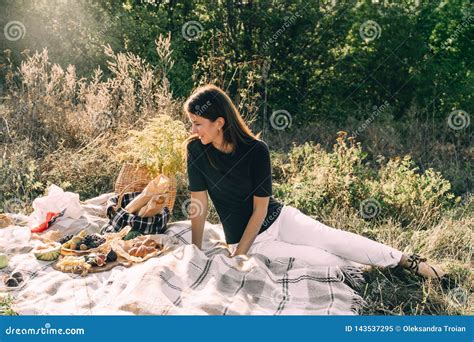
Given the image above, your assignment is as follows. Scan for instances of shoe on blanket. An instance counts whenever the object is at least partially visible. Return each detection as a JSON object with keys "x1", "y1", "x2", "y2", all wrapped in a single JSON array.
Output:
[{"x1": 405, "y1": 254, "x2": 446, "y2": 280}]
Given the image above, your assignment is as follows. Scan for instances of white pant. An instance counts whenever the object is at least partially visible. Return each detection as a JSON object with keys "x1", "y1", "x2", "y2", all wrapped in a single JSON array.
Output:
[{"x1": 231, "y1": 205, "x2": 403, "y2": 268}]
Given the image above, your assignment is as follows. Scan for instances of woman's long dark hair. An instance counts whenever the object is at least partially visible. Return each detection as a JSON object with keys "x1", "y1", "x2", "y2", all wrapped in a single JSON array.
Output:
[{"x1": 182, "y1": 84, "x2": 261, "y2": 169}]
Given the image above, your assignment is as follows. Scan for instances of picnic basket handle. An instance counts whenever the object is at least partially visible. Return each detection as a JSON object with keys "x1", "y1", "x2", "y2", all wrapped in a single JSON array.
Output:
[
  {"x1": 113, "y1": 180, "x2": 146, "y2": 213},
  {"x1": 112, "y1": 175, "x2": 172, "y2": 215}
]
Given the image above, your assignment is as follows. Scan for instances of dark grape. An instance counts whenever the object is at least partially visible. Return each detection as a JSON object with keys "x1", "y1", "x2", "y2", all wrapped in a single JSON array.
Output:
[
  {"x1": 58, "y1": 235, "x2": 73, "y2": 244},
  {"x1": 84, "y1": 234, "x2": 106, "y2": 248},
  {"x1": 5, "y1": 277, "x2": 18, "y2": 287},
  {"x1": 11, "y1": 272, "x2": 23, "y2": 283},
  {"x1": 106, "y1": 249, "x2": 117, "y2": 262}
]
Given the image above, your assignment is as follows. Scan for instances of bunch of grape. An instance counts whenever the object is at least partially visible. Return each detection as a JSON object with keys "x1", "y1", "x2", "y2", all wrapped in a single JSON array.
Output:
[
  {"x1": 83, "y1": 234, "x2": 106, "y2": 248},
  {"x1": 58, "y1": 235, "x2": 73, "y2": 244}
]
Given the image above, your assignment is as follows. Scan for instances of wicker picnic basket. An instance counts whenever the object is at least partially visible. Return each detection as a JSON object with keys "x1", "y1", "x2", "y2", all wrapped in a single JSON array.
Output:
[{"x1": 114, "y1": 163, "x2": 177, "y2": 213}]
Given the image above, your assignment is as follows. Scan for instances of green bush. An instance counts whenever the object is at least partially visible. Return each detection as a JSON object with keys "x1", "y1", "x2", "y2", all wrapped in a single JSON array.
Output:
[
  {"x1": 273, "y1": 132, "x2": 457, "y2": 229},
  {"x1": 0, "y1": 141, "x2": 44, "y2": 214},
  {"x1": 372, "y1": 156, "x2": 456, "y2": 229}
]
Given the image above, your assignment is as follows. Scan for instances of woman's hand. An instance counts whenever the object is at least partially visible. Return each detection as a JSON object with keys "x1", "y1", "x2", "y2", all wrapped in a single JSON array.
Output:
[
  {"x1": 227, "y1": 250, "x2": 247, "y2": 259},
  {"x1": 229, "y1": 251, "x2": 249, "y2": 260},
  {"x1": 227, "y1": 250, "x2": 236, "y2": 258}
]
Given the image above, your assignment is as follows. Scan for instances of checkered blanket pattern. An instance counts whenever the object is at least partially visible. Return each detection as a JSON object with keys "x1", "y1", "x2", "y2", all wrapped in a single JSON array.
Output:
[{"x1": 1, "y1": 193, "x2": 365, "y2": 315}]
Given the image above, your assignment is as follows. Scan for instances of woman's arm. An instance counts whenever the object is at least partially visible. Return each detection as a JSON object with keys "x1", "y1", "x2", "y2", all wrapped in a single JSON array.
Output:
[
  {"x1": 232, "y1": 196, "x2": 269, "y2": 256},
  {"x1": 190, "y1": 190, "x2": 208, "y2": 250}
]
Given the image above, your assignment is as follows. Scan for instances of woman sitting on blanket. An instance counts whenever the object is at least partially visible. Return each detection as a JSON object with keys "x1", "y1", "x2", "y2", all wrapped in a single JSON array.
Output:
[{"x1": 183, "y1": 84, "x2": 445, "y2": 280}]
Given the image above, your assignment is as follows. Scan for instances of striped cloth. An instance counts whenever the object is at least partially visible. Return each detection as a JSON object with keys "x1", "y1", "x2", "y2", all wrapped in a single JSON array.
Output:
[
  {"x1": 149, "y1": 222, "x2": 366, "y2": 315},
  {"x1": 101, "y1": 191, "x2": 170, "y2": 235}
]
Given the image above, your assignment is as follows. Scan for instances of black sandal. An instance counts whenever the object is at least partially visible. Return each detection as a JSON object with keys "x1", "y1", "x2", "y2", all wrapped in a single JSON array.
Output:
[
  {"x1": 402, "y1": 254, "x2": 456, "y2": 289},
  {"x1": 406, "y1": 254, "x2": 443, "y2": 280}
]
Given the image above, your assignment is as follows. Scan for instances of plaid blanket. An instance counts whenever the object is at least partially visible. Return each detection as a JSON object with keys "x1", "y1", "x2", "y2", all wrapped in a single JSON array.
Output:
[
  {"x1": 101, "y1": 191, "x2": 170, "y2": 234},
  {"x1": 0, "y1": 193, "x2": 365, "y2": 315}
]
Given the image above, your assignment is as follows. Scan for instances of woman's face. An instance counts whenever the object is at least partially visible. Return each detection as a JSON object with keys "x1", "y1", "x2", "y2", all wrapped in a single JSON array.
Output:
[{"x1": 188, "y1": 113, "x2": 222, "y2": 145}]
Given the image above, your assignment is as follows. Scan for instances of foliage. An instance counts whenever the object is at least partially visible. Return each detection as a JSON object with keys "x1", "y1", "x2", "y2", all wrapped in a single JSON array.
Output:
[
  {"x1": 0, "y1": 141, "x2": 43, "y2": 214},
  {"x1": 115, "y1": 115, "x2": 189, "y2": 177},
  {"x1": 2, "y1": 0, "x2": 471, "y2": 125},
  {"x1": 0, "y1": 35, "x2": 182, "y2": 204},
  {"x1": 373, "y1": 155, "x2": 455, "y2": 228},
  {"x1": 0, "y1": 295, "x2": 18, "y2": 316},
  {"x1": 273, "y1": 132, "x2": 458, "y2": 229}
]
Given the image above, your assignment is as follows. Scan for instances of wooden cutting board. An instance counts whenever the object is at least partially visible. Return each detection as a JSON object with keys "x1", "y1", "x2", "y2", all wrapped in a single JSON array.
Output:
[{"x1": 52, "y1": 257, "x2": 132, "y2": 274}]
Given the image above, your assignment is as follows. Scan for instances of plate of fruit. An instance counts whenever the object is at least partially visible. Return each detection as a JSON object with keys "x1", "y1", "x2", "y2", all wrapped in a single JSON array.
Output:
[
  {"x1": 52, "y1": 249, "x2": 131, "y2": 276},
  {"x1": 32, "y1": 242, "x2": 62, "y2": 261},
  {"x1": 60, "y1": 230, "x2": 107, "y2": 256}
]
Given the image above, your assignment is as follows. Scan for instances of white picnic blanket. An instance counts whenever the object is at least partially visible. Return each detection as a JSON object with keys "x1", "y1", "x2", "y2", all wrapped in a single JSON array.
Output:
[{"x1": 0, "y1": 193, "x2": 365, "y2": 315}]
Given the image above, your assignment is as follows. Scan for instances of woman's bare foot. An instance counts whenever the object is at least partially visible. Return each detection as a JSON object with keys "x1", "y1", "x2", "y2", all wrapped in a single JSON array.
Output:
[{"x1": 399, "y1": 254, "x2": 446, "y2": 280}]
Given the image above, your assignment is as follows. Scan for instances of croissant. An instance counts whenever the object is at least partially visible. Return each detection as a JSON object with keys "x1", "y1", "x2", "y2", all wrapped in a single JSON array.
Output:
[
  {"x1": 142, "y1": 238, "x2": 157, "y2": 248},
  {"x1": 136, "y1": 246, "x2": 147, "y2": 257},
  {"x1": 145, "y1": 246, "x2": 156, "y2": 254},
  {"x1": 129, "y1": 247, "x2": 139, "y2": 256}
]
